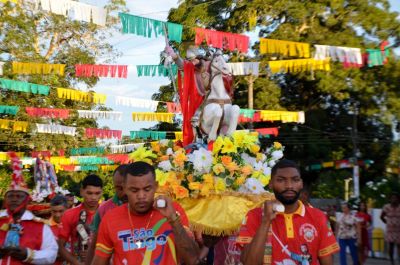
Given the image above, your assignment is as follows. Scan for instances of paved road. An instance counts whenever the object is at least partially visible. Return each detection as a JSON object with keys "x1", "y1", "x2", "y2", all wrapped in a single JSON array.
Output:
[{"x1": 333, "y1": 254, "x2": 393, "y2": 265}]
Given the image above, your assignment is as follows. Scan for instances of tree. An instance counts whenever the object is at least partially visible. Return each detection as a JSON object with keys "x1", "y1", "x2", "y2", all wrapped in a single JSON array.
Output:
[
  {"x1": 157, "y1": 0, "x2": 400, "y2": 200},
  {"x1": 0, "y1": 0, "x2": 127, "y2": 195}
]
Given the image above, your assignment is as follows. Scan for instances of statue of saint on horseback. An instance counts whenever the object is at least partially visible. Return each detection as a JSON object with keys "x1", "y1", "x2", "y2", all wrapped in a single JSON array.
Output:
[{"x1": 164, "y1": 45, "x2": 240, "y2": 146}]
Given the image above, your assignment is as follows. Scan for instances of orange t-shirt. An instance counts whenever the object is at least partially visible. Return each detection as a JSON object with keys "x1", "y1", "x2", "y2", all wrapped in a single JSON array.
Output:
[
  {"x1": 237, "y1": 201, "x2": 339, "y2": 265},
  {"x1": 95, "y1": 202, "x2": 190, "y2": 265}
]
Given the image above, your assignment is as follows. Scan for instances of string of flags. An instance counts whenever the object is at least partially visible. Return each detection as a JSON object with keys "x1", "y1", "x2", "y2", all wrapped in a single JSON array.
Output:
[
  {"x1": 75, "y1": 64, "x2": 128, "y2": 78},
  {"x1": 306, "y1": 159, "x2": 374, "y2": 171}
]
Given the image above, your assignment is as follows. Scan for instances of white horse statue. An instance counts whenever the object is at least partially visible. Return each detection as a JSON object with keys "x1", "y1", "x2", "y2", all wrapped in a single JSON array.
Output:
[{"x1": 198, "y1": 51, "x2": 240, "y2": 141}]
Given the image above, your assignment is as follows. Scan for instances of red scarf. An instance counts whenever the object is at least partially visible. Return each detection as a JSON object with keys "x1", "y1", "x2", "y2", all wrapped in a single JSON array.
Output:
[
  {"x1": 5, "y1": 196, "x2": 30, "y2": 223},
  {"x1": 178, "y1": 62, "x2": 204, "y2": 146}
]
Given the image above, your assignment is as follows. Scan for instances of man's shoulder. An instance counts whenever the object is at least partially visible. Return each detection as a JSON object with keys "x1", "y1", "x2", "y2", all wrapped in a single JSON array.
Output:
[
  {"x1": 102, "y1": 204, "x2": 126, "y2": 219},
  {"x1": 304, "y1": 206, "x2": 328, "y2": 220},
  {"x1": 62, "y1": 204, "x2": 82, "y2": 220}
]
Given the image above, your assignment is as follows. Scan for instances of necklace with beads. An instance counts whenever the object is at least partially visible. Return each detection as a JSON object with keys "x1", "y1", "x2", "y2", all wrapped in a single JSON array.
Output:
[{"x1": 127, "y1": 204, "x2": 154, "y2": 249}]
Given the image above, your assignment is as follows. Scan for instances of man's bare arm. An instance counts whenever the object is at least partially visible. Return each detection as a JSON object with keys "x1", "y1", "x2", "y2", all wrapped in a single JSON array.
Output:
[
  {"x1": 319, "y1": 255, "x2": 334, "y2": 265},
  {"x1": 58, "y1": 239, "x2": 82, "y2": 265},
  {"x1": 169, "y1": 216, "x2": 200, "y2": 265},
  {"x1": 90, "y1": 255, "x2": 110, "y2": 265}
]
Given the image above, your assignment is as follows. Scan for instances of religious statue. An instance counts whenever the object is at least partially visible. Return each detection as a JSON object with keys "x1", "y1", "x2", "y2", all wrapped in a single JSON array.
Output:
[
  {"x1": 4, "y1": 223, "x2": 23, "y2": 248},
  {"x1": 34, "y1": 155, "x2": 58, "y2": 194},
  {"x1": 165, "y1": 45, "x2": 240, "y2": 146}
]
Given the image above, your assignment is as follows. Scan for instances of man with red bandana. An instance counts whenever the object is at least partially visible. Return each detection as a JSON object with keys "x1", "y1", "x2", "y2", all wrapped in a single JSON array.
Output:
[
  {"x1": 58, "y1": 174, "x2": 103, "y2": 265},
  {"x1": 0, "y1": 152, "x2": 58, "y2": 264}
]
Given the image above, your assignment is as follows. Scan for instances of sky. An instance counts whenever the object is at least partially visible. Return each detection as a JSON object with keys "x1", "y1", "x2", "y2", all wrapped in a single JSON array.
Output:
[{"x1": 83, "y1": 0, "x2": 400, "y2": 140}]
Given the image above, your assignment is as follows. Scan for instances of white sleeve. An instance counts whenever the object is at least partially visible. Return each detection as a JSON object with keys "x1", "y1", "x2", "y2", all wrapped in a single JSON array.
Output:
[{"x1": 31, "y1": 224, "x2": 58, "y2": 264}]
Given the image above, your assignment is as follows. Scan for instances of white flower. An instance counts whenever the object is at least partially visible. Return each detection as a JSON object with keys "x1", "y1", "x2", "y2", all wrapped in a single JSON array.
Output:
[
  {"x1": 240, "y1": 178, "x2": 265, "y2": 194},
  {"x1": 188, "y1": 148, "x2": 213, "y2": 174},
  {"x1": 262, "y1": 165, "x2": 271, "y2": 176},
  {"x1": 268, "y1": 160, "x2": 277, "y2": 167},
  {"x1": 271, "y1": 150, "x2": 284, "y2": 160},
  {"x1": 253, "y1": 161, "x2": 264, "y2": 171},
  {"x1": 166, "y1": 148, "x2": 173, "y2": 156},
  {"x1": 241, "y1": 153, "x2": 257, "y2": 165},
  {"x1": 158, "y1": 160, "x2": 173, "y2": 171},
  {"x1": 159, "y1": 139, "x2": 169, "y2": 146}
]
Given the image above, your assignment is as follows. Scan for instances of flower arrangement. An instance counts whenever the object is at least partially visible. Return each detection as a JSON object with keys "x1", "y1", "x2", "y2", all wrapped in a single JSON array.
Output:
[{"x1": 129, "y1": 131, "x2": 284, "y2": 199}]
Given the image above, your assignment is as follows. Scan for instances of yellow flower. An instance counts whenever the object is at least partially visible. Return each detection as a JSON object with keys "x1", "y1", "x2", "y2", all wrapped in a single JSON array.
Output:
[
  {"x1": 274, "y1": 142, "x2": 282, "y2": 149},
  {"x1": 256, "y1": 153, "x2": 264, "y2": 162},
  {"x1": 235, "y1": 176, "x2": 246, "y2": 186},
  {"x1": 167, "y1": 172, "x2": 180, "y2": 185},
  {"x1": 203, "y1": 174, "x2": 214, "y2": 184},
  {"x1": 151, "y1": 142, "x2": 161, "y2": 153},
  {"x1": 221, "y1": 138, "x2": 237, "y2": 154},
  {"x1": 249, "y1": 144, "x2": 260, "y2": 154},
  {"x1": 155, "y1": 169, "x2": 168, "y2": 186},
  {"x1": 172, "y1": 185, "x2": 189, "y2": 199},
  {"x1": 241, "y1": 165, "x2": 253, "y2": 176},
  {"x1": 213, "y1": 137, "x2": 224, "y2": 154},
  {"x1": 213, "y1": 163, "x2": 225, "y2": 175},
  {"x1": 173, "y1": 150, "x2": 187, "y2": 168},
  {"x1": 259, "y1": 174, "x2": 271, "y2": 186},
  {"x1": 243, "y1": 133, "x2": 258, "y2": 146},
  {"x1": 225, "y1": 162, "x2": 239, "y2": 173},
  {"x1": 200, "y1": 184, "x2": 212, "y2": 196},
  {"x1": 215, "y1": 178, "x2": 226, "y2": 193},
  {"x1": 129, "y1": 146, "x2": 157, "y2": 164},
  {"x1": 189, "y1": 182, "x2": 202, "y2": 190},
  {"x1": 186, "y1": 174, "x2": 194, "y2": 183},
  {"x1": 232, "y1": 131, "x2": 245, "y2": 147}
]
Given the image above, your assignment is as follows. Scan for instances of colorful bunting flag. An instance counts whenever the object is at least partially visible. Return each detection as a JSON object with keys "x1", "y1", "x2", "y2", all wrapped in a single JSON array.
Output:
[
  {"x1": 26, "y1": 107, "x2": 70, "y2": 119},
  {"x1": 12, "y1": 62, "x2": 65, "y2": 76},
  {"x1": 131, "y1": 112, "x2": 175, "y2": 123},
  {"x1": 119, "y1": 13, "x2": 183, "y2": 42},
  {"x1": 0, "y1": 78, "x2": 50, "y2": 95},
  {"x1": 136, "y1": 65, "x2": 178, "y2": 77},
  {"x1": 195, "y1": 28, "x2": 249, "y2": 53},
  {"x1": 260, "y1": 38, "x2": 310, "y2": 58},
  {"x1": 0, "y1": 105, "x2": 19, "y2": 115},
  {"x1": 75, "y1": 64, "x2": 128, "y2": 78}
]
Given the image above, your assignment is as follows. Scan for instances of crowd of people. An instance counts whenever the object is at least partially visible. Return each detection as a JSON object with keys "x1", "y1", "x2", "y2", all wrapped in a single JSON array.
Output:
[{"x1": 0, "y1": 159, "x2": 399, "y2": 265}]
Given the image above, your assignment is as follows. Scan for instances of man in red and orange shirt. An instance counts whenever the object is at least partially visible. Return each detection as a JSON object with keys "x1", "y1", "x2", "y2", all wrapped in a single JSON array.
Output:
[
  {"x1": 48, "y1": 195, "x2": 68, "y2": 265},
  {"x1": 238, "y1": 159, "x2": 339, "y2": 265},
  {"x1": 58, "y1": 174, "x2": 103, "y2": 265},
  {"x1": 91, "y1": 161, "x2": 200, "y2": 265}
]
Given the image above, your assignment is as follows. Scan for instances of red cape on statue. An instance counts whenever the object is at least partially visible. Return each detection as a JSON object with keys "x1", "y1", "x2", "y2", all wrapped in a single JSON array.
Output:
[{"x1": 178, "y1": 62, "x2": 204, "y2": 146}]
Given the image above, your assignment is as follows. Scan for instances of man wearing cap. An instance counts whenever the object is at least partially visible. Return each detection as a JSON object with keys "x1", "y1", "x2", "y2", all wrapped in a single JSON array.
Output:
[{"x1": 0, "y1": 152, "x2": 58, "y2": 264}]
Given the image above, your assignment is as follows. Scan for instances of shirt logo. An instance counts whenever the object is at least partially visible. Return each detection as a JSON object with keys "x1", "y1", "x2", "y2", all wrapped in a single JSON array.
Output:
[
  {"x1": 118, "y1": 228, "x2": 168, "y2": 251},
  {"x1": 299, "y1": 223, "x2": 317, "y2": 243}
]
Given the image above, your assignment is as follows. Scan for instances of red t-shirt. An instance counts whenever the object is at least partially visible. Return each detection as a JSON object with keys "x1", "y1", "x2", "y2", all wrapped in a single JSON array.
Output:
[
  {"x1": 49, "y1": 218, "x2": 63, "y2": 265},
  {"x1": 95, "y1": 202, "x2": 191, "y2": 265},
  {"x1": 237, "y1": 202, "x2": 339, "y2": 265},
  {"x1": 59, "y1": 204, "x2": 96, "y2": 256}
]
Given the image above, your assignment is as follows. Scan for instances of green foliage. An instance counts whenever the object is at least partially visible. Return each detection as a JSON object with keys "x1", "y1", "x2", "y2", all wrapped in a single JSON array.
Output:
[
  {"x1": 159, "y1": 0, "x2": 400, "y2": 200},
  {"x1": 0, "y1": 1, "x2": 127, "y2": 194}
]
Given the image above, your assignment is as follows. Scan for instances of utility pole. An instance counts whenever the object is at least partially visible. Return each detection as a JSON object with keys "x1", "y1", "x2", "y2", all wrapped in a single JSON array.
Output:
[
  {"x1": 245, "y1": 74, "x2": 256, "y2": 130},
  {"x1": 350, "y1": 101, "x2": 360, "y2": 198}
]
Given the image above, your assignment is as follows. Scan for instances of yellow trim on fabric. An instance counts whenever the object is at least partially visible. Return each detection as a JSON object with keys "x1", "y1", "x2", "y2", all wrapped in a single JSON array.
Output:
[
  {"x1": 236, "y1": 236, "x2": 252, "y2": 244},
  {"x1": 260, "y1": 38, "x2": 310, "y2": 58},
  {"x1": 319, "y1": 243, "x2": 340, "y2": 257},
  {"x1": 278, "y1": 201, "x2": 305, "y2": 238},
  {"x1": 263, "y1": 255, "x2": 271, "y2": 264},
  {"x1": 96, "y1": 243, "x2": 113, "y2": 252}
]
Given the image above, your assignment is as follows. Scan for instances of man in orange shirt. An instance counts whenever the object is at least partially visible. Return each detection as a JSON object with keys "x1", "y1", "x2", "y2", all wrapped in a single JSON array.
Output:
[
  {"x1": 91, "y1": 161, "x2": 200, "y2": 265},
  {"x1": 58, "y1": 174, "x2": 103, "y2": 265},
  {"x1": 48, "y1": 195, "x2": 68, "y2": 265},
  {"x1": 238, "y1": 159, "x2": 339, "y2": 265}
]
